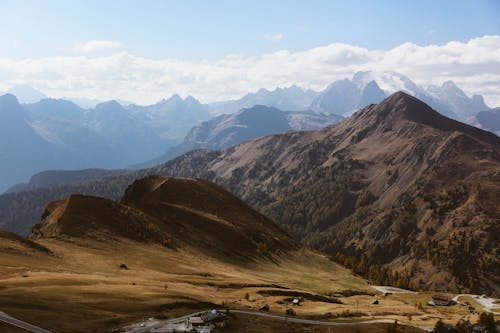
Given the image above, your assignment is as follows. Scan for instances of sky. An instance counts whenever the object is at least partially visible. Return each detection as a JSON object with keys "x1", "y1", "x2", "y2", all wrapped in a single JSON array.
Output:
[{"x1": 0, "y1": 0, "x2": 499, "y2": 105}]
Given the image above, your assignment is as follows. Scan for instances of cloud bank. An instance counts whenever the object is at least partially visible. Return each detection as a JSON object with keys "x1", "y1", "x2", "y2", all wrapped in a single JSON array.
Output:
[
  {"x1": 0, "y1": 36, "x2": 499, "y2": 106},
  {"x1": 72, "y1": 40, "x2": 122, "y2": 53}
]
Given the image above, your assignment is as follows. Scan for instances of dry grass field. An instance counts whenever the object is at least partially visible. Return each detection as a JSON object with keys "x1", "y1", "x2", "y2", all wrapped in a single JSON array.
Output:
[{"x1": 0, "y1": 235, "x2": 491, "y2": 333}]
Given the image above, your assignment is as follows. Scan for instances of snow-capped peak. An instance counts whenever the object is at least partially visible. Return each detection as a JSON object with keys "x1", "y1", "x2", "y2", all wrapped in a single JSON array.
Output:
[{"x1": 351, "y1": 71, "x2": 421, "y2": 95}]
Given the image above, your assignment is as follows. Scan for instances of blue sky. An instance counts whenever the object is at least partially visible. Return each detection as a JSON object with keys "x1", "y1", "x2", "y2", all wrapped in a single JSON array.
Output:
[
  {"x1": 1, "y1": 0, "x2": 499, "y2": 59},
  {"x1": 0, "y1": 0, "x2": 499, "y2": 105}
]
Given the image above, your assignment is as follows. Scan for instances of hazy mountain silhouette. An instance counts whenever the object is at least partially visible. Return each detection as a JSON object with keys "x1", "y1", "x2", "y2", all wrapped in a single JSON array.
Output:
[
  {"x1": 133, "y1": 105, "x2": 343, "y2": 168},
  {"x1": 7, "y1": 85, "x2": 47, "y2": 104}
]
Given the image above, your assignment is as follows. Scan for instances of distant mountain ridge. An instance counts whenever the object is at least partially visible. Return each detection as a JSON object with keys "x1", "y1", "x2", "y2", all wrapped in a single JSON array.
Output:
[
  {"x1": 210, "y1": 85, "x2": 318, "y2": 114},
  {"x1": 474, "y1": 107, "x2": 500, "y2": 135},
  {"x1": 310, "y1": 78, "x2": 387, "y2": 115},
  {"x1": 1, "y1": 72, "x2": 495, "y2": 191},
  {"x1": 310, "y1": 71, "x2": 491, "y2": 120},
  {"x1": 4, "y1": 72, "x2": 492, "y2": 122},
  {"x1": 127, "y1": 94, "x2": 211, "y2": 142},
  {"x1": 209, "y1": 71, "x2": 492, "y2": 122},
  {"x1": 7, "y1": 85, "x2": 47, "y2": 104},
  {"x1": 5, "y1": 169, "x2": 128, "y2": 194},
  {"x1": 0, "y1": 94, "x2": 209, "y2": 192},
  {"x1": 0, "y1": 94, "x2": 85, "y2": 192},
  {"x1": 134, "y1": 105, "x2": 343, "y2": 168}
]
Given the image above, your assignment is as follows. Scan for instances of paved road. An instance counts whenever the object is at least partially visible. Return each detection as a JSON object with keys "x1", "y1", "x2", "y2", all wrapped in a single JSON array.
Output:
[
  {"x1": 0, "y1": 311, "x2": 53, "y2": 333},
  {"x1": 231, "y1": 309, "x2": 398, "y2": 325},
  {"x1": 372, "y1": 286, "x2": 418, "y2": 294},
  {"x1": 231, "y1": 310, "x2": 432, "y2": 331},
  {"x1": 124, "y1": 309, "x2": 433, "y2": 332}
]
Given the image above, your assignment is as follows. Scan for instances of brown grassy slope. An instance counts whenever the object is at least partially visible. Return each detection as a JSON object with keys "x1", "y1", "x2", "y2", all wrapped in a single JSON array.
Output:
[
  {"x1": 121, "y1": 176, "x2": 297, "y2": 257},
  {"x1": 31, "y1": 176, "x2": 296, "y2": 263},
  {"x1": 0, "y1": 229, "x2": 51, "y2": 255},
  {"x1": 0, "y1": 231, "x2": 476, "y2": 333},
  {"x1": 31, "y1": 194, "x2": 171, "y2": 243}
]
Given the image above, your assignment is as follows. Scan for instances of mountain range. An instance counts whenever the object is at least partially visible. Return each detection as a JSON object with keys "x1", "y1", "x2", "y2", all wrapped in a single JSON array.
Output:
[
  {"x1": 3, "y1": 71, "x2": 491, "y2": 121},
  {"x1": 0, "y1": 94, "x2": 87, "y2": 193},
  {"x1": 473, "y1": 107, "x2": 500, "y2": 135},
  {"x1": 310, "y1": 71, "x2": 490, "y2": 120},
  {"x1": 0, "y1": 71, "x2": 494, "y2": 192},
  {"x1": 0, "y1": 94, "x2": 210, "y2": 192},
  {"x1": 7, "y1": 84, "x2": 47, "y2": 104},
  {"x1": 1, "y1": 92, "x2": 498, "y2": 295},
  {"x1": 134, "y1": 105, "x2": 343, "y2": 168},
  {"x1": 209, "y1": 85, "x2": 318, "y2": 114},
  {"x1": 147, "y1": 92, "x2": 499, "y2": 294}
]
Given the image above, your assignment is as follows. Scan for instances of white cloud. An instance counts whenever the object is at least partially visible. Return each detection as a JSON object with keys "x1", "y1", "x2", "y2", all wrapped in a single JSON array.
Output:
[
  {"x1": 0, "y1": 36, "x2": 499, "y2": 106},
  {"x1": 72, "y1": 40, "x2": 122, "y2": 53},
  {"x1": 264, "y1": 33, "x2": 284, "y2": 42}
]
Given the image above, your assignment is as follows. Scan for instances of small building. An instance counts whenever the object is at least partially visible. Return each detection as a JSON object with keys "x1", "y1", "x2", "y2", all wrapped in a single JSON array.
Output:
[
  {"x1": 187, "y1": 317, "x2": 212, "y2": 333},
  {"x1": 292, "y1": 298, "x2": 300, "y2": 306},
  {"x1": 189, "y1": 316, "x2": 205, "y2": 327},
  {"x1": 431, "y1": 294, "x2": 453, "y2": 306}
]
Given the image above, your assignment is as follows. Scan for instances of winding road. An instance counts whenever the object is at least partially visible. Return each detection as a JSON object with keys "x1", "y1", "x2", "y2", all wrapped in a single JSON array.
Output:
[
  {"x1": 372, "y1": 286, "x2": 418, "y2": 294},
  {"x1": 124, "y1": 309, "x2": 433, "y2": 332},
  {"x1": 231, "y1": 309, "x2": 399, "y2": 325},
  {"x1": 0, "y1": 311, "x2": 53, "y2": 333}
]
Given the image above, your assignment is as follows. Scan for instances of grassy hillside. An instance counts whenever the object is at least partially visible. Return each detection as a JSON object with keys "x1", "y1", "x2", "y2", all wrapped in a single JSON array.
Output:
[
  {"x1": 0, "y1": 175, "x2": 488, "y2": 332},
  {"x1": 0, "y1": 235, "x2": 480, "y2": 333}
]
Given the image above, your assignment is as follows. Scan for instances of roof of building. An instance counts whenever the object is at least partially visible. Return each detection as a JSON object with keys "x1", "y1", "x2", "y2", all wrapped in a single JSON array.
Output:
[
  {"x1": 189, "y1": 317, "x2": 204, "y2": 324},
  {"x1": 432, "y1": 294, "x2": 451, "y2": 302}
]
